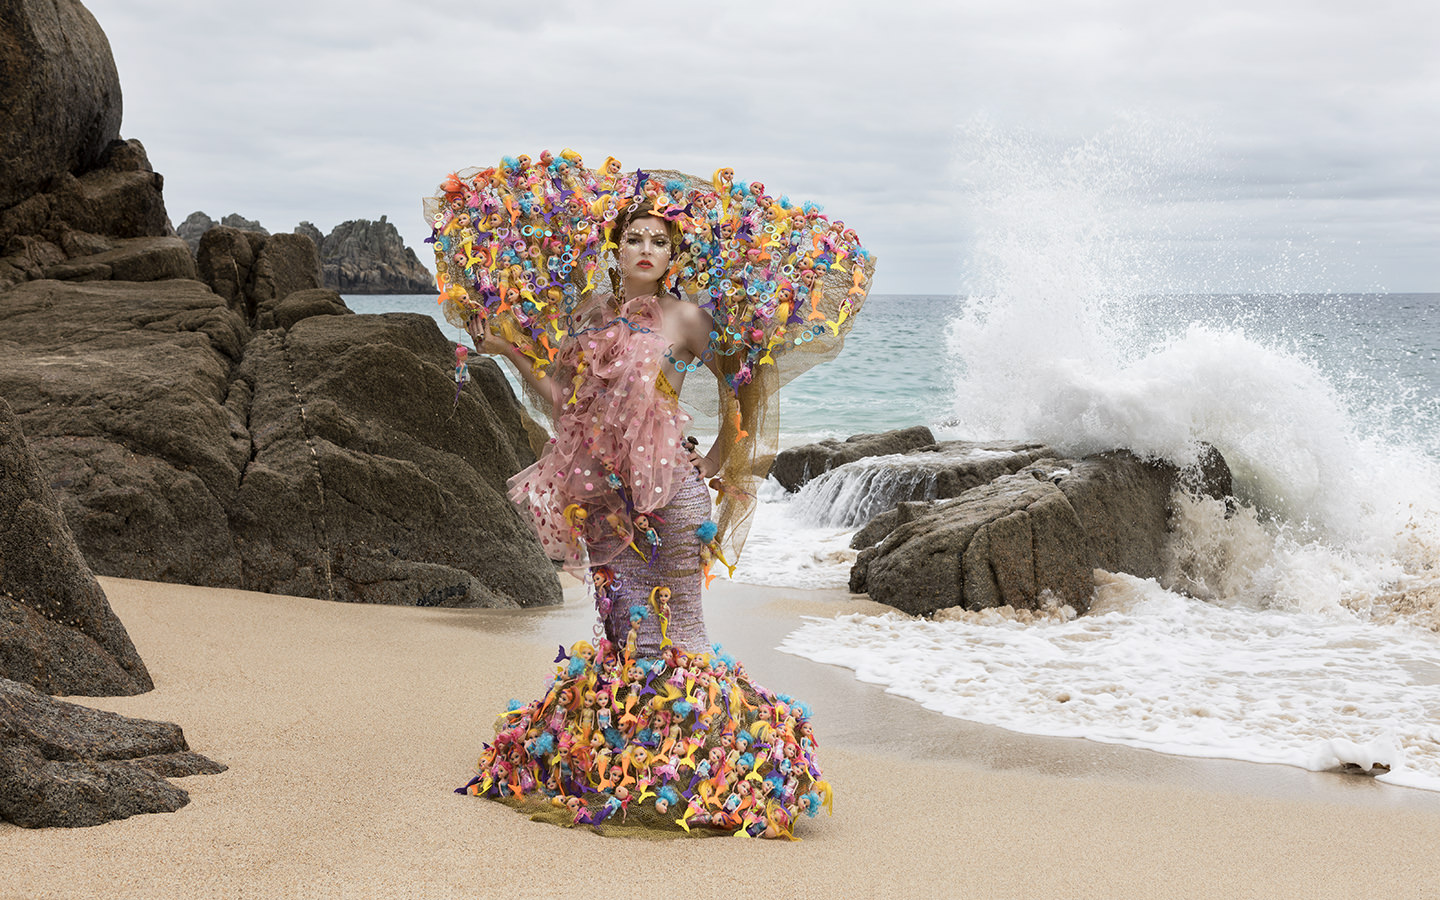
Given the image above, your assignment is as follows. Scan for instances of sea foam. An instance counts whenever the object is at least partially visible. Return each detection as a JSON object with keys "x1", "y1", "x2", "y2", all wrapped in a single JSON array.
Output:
[{"x1": 779, "y1": 572, "x2": 1440, "y2": 791}]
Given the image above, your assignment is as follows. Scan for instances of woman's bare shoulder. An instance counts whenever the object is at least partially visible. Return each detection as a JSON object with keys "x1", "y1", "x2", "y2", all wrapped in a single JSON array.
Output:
[
  {"x1": 661, "y1": 295, "x2": 710, "y2": 346},
  {"x1": 664, "y1": 294, "x2": 713, "y2": 327}
]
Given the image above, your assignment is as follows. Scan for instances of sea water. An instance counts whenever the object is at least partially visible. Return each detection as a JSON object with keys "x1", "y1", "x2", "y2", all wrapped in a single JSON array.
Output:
[
  {"x1": 347, "y1": 245, "x2": 1440, "y2": 791},
  {"x1": 769, "y1": 124, "x2": 1440, "y2": 793},
  {"x1": 770, "y1": 289, "x2": 1440, "y2": 793}
]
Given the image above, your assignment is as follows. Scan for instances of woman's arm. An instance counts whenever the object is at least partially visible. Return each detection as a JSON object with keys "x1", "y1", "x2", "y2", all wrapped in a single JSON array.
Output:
[
  {"x1": 465, "y1": 315, "x2": 561, "y2": 411},
  {"x1": 687, "y1": 306, "x2": 732, "y2": 480},
  {"x1": 693, "y1": 385, "x2": 734, "y2": 479}
]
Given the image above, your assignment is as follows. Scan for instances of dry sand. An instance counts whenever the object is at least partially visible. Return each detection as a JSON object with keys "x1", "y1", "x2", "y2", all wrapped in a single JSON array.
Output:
[{"x1": 4, "y1": 576, "x2": 1440, "y2": 900}]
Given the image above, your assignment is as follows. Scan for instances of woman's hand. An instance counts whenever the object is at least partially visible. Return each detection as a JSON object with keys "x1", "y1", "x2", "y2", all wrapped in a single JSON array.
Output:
[
  {"x1": 689, "y1": 452, "x2": 719, "y2": 479},
  {"x1": 464, "y1": 314, "x2": 510, "y2": 357}
]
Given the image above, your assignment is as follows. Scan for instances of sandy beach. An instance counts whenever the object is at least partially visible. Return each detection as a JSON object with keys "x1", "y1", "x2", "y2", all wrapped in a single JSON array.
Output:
[{"x1": 4, "y1": 576, "x2": 1440, "y2": 900}]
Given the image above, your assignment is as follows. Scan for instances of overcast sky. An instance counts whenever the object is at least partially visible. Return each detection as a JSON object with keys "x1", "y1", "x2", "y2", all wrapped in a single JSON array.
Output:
[{"x1": 89, "y1": 0, "x2": 1439, "y2": 294}]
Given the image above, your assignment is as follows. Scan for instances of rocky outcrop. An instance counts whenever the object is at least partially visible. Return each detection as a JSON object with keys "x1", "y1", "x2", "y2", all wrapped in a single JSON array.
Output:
[
  {"x1": 0, "y1": 0, "x2": 123, "y2": 209},
  {"x1": 179, "y1": 212, "x2": 269, "y2": 254},
  {"x1": 0, "y1": 678, "x2": 225, "y2": 828},
  {"x1": 227, "y1": 312, "x2": 557, "y2": 606},
  {"x1": 307, "y1": 216, "x2": 434, "y2": 294},
  {"x1": 175, "y1": 211, "x2": 214, "y2": 252},
  {"x1": 0, "y1": 1, "x2": 573, "y2": 619},
  {"x1": 847, "y1": 445, "x2": 1233, "y2": 617},
  {"x1": 184, "y1": 215, "x2": 435, "y2": 295},
  {"x1": 194, "y1": 224, "x2": 261, "y2": 309},
  {"x1": 0, "y1": 279, "x2": 555, "y2": 608},
  {"x1": 0, "y1": 279, "x2": 252, "y2": 586},
  {"x1": 257, "y1": 286, "x2": 352, "y2": 331},
  {"x1": 196, "y1": 226, "x2": 322, "y2": 326},
  {"x1": 43, "y1": 235, "x2": 196, "y2": 283},
  {"x1": 294, "y1": 220, "x2": 324, "y2": 251},
  {"x1": 770, "y1": 426, "x2": 939, "y2": 492},
  {"x1": 0, "y1": 138, "x2": 172, "y2": 295},
  {"x1": 0, "y1": 325, "x2": 225, "y2": 831},
  {"x1": 0, "y1": 398, "x2": 152, "y2": 696},
  {"x1": 220, "y1": 213, "x2": 267, "y2": 236}
]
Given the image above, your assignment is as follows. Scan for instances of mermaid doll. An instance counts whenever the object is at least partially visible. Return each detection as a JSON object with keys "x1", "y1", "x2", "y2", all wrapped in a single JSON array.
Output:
[{"x1": 431, "y1": 154, "x2": 871, "y2": 837}]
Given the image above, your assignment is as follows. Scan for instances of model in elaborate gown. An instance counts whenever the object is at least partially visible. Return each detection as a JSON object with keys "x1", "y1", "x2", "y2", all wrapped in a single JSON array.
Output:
[{"x1": 425, "y1": 153, "x2": 873, "y2": 838}]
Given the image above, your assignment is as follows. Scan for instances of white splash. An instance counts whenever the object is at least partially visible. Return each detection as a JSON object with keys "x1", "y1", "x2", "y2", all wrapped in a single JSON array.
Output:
[
  {"x1": 786, "y1": 454, "x2": 939, "y2": 529},
  {"x1": 729, "y1": 478, "x2": 857, "y2": 590},
  {"x1": 773, "y1": 118, "x2": 1440, "y2": 792}
]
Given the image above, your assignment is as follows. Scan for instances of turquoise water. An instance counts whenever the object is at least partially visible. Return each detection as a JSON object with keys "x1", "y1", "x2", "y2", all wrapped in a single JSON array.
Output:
[
  {"x1": 343, "y1": 292, "x2": 1439, "y2": 456},
  {"x1": 341, "y1": 293, "x2": 961, "y2": 443}
]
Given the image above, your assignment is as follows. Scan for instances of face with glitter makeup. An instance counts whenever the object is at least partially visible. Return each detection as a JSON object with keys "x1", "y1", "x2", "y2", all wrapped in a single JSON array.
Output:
[{"x1": 618, "y1": 215, "x2": 672, "y2": 294}]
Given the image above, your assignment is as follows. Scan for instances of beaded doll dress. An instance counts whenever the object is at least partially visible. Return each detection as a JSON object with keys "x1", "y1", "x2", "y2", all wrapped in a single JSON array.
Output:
[{"x1": 460, "y1": 294, "x2": 832, "y2": 839}]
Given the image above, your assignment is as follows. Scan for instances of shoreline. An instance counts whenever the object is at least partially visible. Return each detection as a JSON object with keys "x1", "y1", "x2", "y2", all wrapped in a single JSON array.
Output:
[{"x1": 3, "y1": 576, "x2": 1438, "y2": 898}]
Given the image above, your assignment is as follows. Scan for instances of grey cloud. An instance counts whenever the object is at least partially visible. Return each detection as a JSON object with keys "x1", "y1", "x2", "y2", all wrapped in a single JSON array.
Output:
[{"x1": 85, "y1": 0, "x2": 1440, "y2": 294}]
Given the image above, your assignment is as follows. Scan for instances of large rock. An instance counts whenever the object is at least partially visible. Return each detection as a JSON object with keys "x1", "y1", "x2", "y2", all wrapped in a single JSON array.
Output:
[
  {"x1": 186, "y1": 214, "x2": 434, "y2": 295},
  {"x1": 294, "y1": 220, "x2": 324, "y2": 251},
  {"x1": 0, "y1": 279, "x2": 559, "y2": 608},
  {"x1": 44, "y1": 140, "x2": 169, "y2": 239},
  {"x1": 0, "y1": 138, "x2": 171, "y2": 288},
  {"x1": 312, "y1": 216, "x2": 434, "y2": 294},
  {"x1": 219, "y1": 213, "x2": 268, "y2": 236},
  {"x1": 0, "y1": 0, "x2": 123, "y2": 209},
  {"x1": 0, "y1": 398, "x2": 152, "y2": 696},
  {"x1": 0, "y1": 279, "x2": 251, "y2": 586},
  {"x1": 229, "y1": 312, "x2": 558, "y2": 606},
  {"x1": 850, "y1": 449, "x2": 1233, "y2": 616},
  {"x1": 196, "y1": 227, "x2": 320, "y2": 325},
  {"x1": 0, "y1": 235, "x2": 65, "y2": 287},
  {"x1": 770, "y1": 426, "x2": 938, "y2": 492},
  {"x1": 257, "y1": 286, "x2": 353, "y2": 331},
  {"x1": 44, "y1": 235, "x2": 196, "y2": 283},
  {"x1": 180, "y1": 211, "x2": 267, "y2": 255},
  {"x1": 195, "y1": 224, "x2": 260, "y2": 308},
  {"x1": 854, "y1": 467, "x2": 1091, "y2": 615},
  {"x1": 0, "y1": 678, "x2": 225, "y2": 828},
  {"x1": 175, "y1": 210, "x2": 215, "y2": 253},
  {"x1": 250, "y1": 232, "x2": 321, "y2": 311}
]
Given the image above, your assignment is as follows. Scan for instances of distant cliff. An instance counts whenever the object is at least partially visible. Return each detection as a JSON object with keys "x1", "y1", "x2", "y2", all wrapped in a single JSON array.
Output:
[
  {"x1": 179, "y1": 212, "x2": 434, "y2": 294},
  {"x1": 302, "y1": 215, "x2": 435, "y2": 295}
]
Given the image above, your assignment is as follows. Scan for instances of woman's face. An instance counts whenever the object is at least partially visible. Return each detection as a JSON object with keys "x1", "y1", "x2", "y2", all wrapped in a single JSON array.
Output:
[{"x1": 618, "y1": 215, "x2": 673, "y2": 285}]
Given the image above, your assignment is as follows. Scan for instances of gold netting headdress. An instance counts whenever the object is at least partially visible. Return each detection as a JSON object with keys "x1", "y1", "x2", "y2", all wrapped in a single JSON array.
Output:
[{"x1": 423, "y1": 151, "x2": 876, "y2": 567}]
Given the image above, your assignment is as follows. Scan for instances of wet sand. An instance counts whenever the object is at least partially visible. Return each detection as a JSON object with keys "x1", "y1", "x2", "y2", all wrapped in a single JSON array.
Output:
[{"x1": 4, "y1": 575, "x2": 1439, "y2": 899}]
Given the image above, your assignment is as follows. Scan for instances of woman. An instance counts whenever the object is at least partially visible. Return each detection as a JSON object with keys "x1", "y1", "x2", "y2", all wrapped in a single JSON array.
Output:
[{"x1": 429, "y1": 154, "x2": 871, "y2": 837}]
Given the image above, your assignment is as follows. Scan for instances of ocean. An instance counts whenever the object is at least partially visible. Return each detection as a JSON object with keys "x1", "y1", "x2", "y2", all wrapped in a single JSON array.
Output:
[{"x1": 347, "y1": 289, "x2": 1440, "y2": 793}]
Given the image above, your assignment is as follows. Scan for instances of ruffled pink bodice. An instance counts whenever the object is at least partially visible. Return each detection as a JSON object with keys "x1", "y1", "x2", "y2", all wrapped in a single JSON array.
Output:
[{"x1": 508, "y1": 295, "x2": 693, "y2": 571}]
